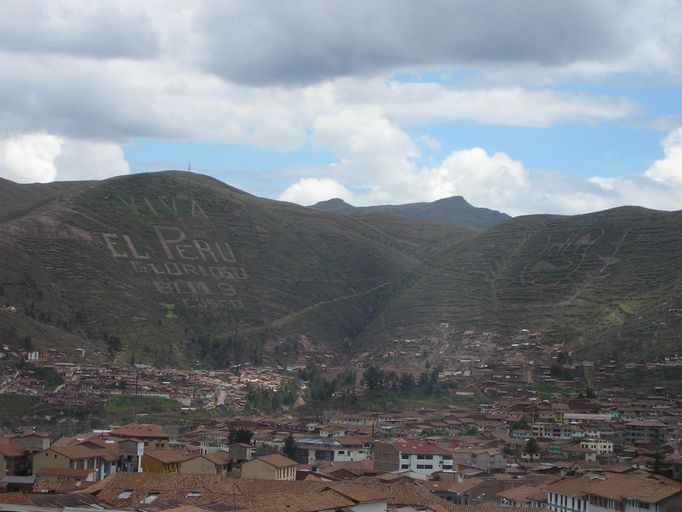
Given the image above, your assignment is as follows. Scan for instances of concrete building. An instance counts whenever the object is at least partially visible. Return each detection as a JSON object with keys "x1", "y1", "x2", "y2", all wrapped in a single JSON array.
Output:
[
  {"x1": 624, "y1": 419, "x2": 668, "y2": 444},
  {"x1": 373, "y1": 439, "x2": 452, "y2": 476}
]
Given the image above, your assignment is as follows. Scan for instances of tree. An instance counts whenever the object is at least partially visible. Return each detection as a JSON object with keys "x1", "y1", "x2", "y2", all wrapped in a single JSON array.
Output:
[
  {"x1": 228, "y1": 428, "x2": 253, "y2": 445},
  {"x1": 399, "y1": 372, "x2": 415, "y2": 391},
  {"x1": 283, "y1": 435, "x2": 297, "y2": 460},
  {"x1": 525, "y1": 437, "x2": 539, "y2": 458},
  {"x1": 363, "y1": 365, "x2": 383, "y2": 391},
  {"x1": 653, "y1": 451, "x2": 662, "y2": 475},
  {"x1": 21, "y1": 335, "x2": 33, "y2": 351},
  {"x1": 106, "y1": 335, "x2": 122, "y2": 355},
  {"x1": 557, "y1": 351, "x2": 571, "y2": 365}
]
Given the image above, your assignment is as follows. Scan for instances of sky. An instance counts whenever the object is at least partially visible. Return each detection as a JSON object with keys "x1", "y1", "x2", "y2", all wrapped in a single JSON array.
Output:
[{"x1": 0, "y1": 1, "x2": 681, "y2": 216}]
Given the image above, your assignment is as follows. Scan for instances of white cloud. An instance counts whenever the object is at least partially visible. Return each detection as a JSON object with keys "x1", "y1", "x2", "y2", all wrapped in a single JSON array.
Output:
[
  {"x1": 279, "y1": 178, "x2": 353, "y2": 205},
  {"x1": 0, "y1": 133, "x2": 129, "y2": 183},
  {"x1": 644, "y1": 128, "x2": 682, "y2": 185},
  {"x1": 0, "y1": 133, "x2": 62, "y2": 183},
  {"x1": 335, "y1": 80, "x2": 637, "y2": 127},
  {"x1": 281, "y1": 122, "x2": 682, "y2": 216},
  {"x1": 54, "y1": 139, "x2": 130, "y2": 181},
  {"x1": 418, "y1": 148, "x2": 531, "y2": 212}
]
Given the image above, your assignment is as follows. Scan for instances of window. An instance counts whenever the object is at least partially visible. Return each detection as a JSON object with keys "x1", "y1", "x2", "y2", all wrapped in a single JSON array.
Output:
[
  {"x1": 401, "y1": 464, "x2": 409, "y2": 469},
  {"x1": 117, "y1": 491, "x2": 132, "y2": 499},
  {"x1": 186, "y1": 492, "x2": 202, "y2": 498},
  {"x1": 401, "y1": 454, "x2": 409, "y2": 459},
  {"x1": 143, "y1": 493, "x2": 159, "y2": 504}
]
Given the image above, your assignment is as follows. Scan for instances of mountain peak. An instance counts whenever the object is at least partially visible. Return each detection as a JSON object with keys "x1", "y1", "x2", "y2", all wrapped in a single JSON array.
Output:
[{"x1": 309, "y1": 195, "x2": 510, "y2": 231}]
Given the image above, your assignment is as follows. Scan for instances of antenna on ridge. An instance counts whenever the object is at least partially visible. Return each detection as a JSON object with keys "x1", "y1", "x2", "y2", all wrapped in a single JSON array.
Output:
[{"x1": 188, "y1": 160, "x2": 192, "y2": 172}]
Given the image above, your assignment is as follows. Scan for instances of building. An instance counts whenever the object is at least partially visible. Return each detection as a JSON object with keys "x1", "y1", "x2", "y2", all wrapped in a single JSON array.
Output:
[
  {"x1": 579, "y1": 438, "x2": 613, "y2": 455},
  {"x1": 0, "y1": 444, "x2": 27, "y2": 480},
  {"x1": 141, "y1": 449, "x2": 189, "y2": 473},
  {"x1": 228, "y1": 443, "x2": 253, "y2": 464},
  {"x1": 110, "y1": 423, "x2": 171, "y2": 450},
  {"x1": 624, "y1": 419, "x2": 668, "y2": 444},
  {"x1": 241, "y1": 454, "x2": 297, "y2": 480},
  {"x1": 9, "y1": 432, "x2": 51, "y2": 453},
  {"x1": 373, "y1": 439, "x2": 452, "y2": 475},
  {"x1": 452, "y1": 446, "x2": 506, "y2": 472},
  {"x1": 547, "y1": 473, "x2": 682, "y2": 512},
  {"x1": 31, "y1": 443, "x2": 118, "y2": 482},
  {"x1": 294, "y1": 436, "x2": 372, "y2": 464},
  {"x1": 110, "y1": 423, "x2": 170, "y2": 449}
]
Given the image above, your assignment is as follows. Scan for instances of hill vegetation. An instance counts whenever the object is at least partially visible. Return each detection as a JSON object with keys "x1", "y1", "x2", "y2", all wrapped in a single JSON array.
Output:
[
  {"x1": 1, "y1": 171, "x2": 680, "y2": 365},
  {"x1": 361, "y1": 207, "x2": 682, "y2": 360}
]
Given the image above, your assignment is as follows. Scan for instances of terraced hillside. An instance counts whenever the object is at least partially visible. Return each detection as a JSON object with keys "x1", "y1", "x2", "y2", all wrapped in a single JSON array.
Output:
[
  {"x1": 362, "y1": 207, "x2": 682, "y2": 360},
  {"x1": 2, "y1": 172, "x2": 681, "y2": 365},
  {"x1": 0, "y1": 172, "x2": 455, "y2": 367}
]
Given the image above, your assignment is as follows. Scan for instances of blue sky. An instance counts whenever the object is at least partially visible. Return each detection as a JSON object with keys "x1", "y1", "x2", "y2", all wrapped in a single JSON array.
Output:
[{"x1": 1, "y1": 1, "x2": 681, "y2": 215}]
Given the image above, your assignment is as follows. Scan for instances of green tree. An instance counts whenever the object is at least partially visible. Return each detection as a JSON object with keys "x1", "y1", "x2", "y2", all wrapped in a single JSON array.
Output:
[
  {"x1": 525, "y1": 437, "x2": 539, "y2": 457},
  {"x1": 21, "y1": 335, "x2": 33, "y2": 351},
  {"x1": 283, "y1": 435, "x2": 297, "y2": 460},
  {"x1": 653, "y1": 451, "x2": 662, "y2": 475},
  {"x1": 228, "y1": 428, "x2": 253, "y2": 445},
  {"x1": 363, "y1": 365, "x2": 383, "y2": 390}
]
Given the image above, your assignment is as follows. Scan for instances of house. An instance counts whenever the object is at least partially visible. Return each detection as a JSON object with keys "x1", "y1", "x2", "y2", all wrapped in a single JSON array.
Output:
[
  {"x1": 241, "y1": 454, "x2": 297, "y2": 480},
  {"x1": 110, "y1": 423, "x2": 170, "y2": 450},
  {"x1": 334, "y1": 436, "x2": 372, "y2": 462},
  {"x1": 31, "y1": 442, "x2": 118, "y2": 482},
  {"x1": 228, "y1": 442, "x2": 253, "y2": 464},
  {"x1": 547, "y1": 472, "x2": 682, "y2": 511},
  {"x1": 452, "y1": 446, "x2": 506, "y2": 472},
  {"x1": 141, "y1": 449, "x2": 189, "y2": 473},
  {"x1": 201, "y1": 451, "x2": 231, "y2": 475},
  {"x1": 497, "y1": 484, "x2": 549, "y2": 508},
  {"x1": 624, "y1": 419, "x2": 668, "y2": 444},
  {"x1": 9, "y1": 432, "x2": 51, "y2": 453},
  {"x1": 117, "y1": 438, "x2": 144, "y2": 473},
  {"x1": 579, "y1": 438, "x2": 613, "y2": 455},
  {"x1": 373, "y1": 439, "x2": 453, "y2": 475},
  {"x1": 0, "y1": 444, "x2": 27, "y2": 480}
]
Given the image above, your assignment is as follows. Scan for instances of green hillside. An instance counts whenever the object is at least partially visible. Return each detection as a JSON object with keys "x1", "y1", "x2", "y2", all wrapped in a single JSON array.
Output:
[
  {"x1": 2, "y1": 172, "x2": 681, "y2": 366},
  {"x1": 362, "y1": 207, "x2": 682, "y2": 360},
  {"x1": 0, "y1": 172, "x2": 439, "y2": 367}
]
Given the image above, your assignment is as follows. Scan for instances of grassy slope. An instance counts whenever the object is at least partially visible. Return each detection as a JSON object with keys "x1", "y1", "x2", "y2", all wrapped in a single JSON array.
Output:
[
  {"x1": 0, "y1": 172, "x2": 453, "y2": 366},
  {"x1": 364, "y1": 207, "x2": 682, "y2": 359}
]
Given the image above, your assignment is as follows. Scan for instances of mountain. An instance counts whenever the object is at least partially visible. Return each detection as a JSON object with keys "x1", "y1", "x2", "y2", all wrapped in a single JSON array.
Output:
[
  {"x1": 2, "y1": 171, "x2": 680, "y2": 366},
  {"x1": 0, "y1": 171, "x2": 464, "y2": 367},
  {"x1": 310, "y1": 196, "x2": 511, "y2": 231},
  {"x1": 360, "y1": 206, "x2": 682, "y2": 360}
]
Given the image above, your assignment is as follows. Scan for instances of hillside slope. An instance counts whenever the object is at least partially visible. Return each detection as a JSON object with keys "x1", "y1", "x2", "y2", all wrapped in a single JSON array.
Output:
[
  {"x1": 362, "y1": 207, "x2": 682, "y2": 359},
  {"x1": 0, "y1": 172, "x2": 449, "y2": 366}
]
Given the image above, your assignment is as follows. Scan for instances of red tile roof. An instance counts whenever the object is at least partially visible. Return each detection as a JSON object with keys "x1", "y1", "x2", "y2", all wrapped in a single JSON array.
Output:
[{"x1": 392, "y1": 438, "x2": 452, "y2": 456}]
